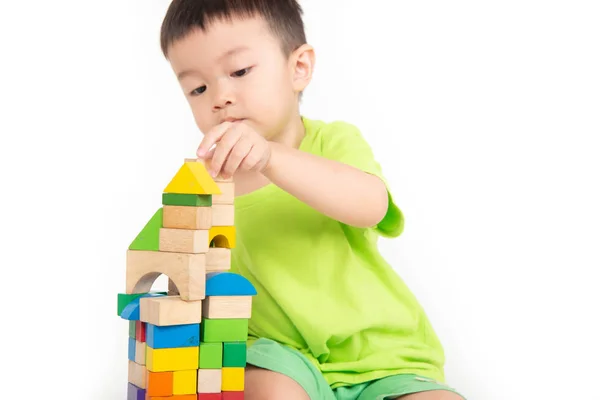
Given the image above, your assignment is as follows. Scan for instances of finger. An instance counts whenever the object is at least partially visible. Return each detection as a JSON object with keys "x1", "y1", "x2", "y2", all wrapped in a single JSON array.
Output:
[
  {"x1": 222, "y1": 138, "x2": 254, "y2": 178},
  {"x1": 197, "y1": 121, "x2": 232, "y2": 158},
  {"x1": 209, "y1": 127, "x2": 242, "y2": 176}
]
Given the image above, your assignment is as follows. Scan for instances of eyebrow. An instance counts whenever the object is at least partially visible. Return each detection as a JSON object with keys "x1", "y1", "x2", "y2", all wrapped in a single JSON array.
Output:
[{"x1": 176, "y1": 46, "x2": 251, "y2": 81}]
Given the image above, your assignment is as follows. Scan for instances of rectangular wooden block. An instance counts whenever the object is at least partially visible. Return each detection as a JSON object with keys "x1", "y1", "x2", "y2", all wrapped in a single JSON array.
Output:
[
  {"x1": 128, "y1": 337, "x2": 136, "y2": 362},
  {"x1": 146, "y1": 371, "x2": 173, "y2": 397},
  {"x1": 136, "y1": 321, "x2": 146, "y2": 342},
  {"x1": 149, "y1": 395, "x2": 197, "y2": 400},
  {"x1": 198, "y1": 394, "x2": 223, "y2": 400},
  {"x1": 163, "y1": 193, "x2": 212, "y2": 207},
  {"x1": 197, "y1": 369, "x2": 222, "y2": 393},
  {"x1": 222, "y1": 391, "x2": 244, "y2": 400},
  {"x1": 173, "y1": 369, "x2": 197, "y2": 395},
  {"x1": 147, "y1": 323, "x2": 200, "y2": 349},
  {"x1": 140, "y1": 296, "x2": 202, "y2": 326},
  {"x1": 206, "y1": 248, "x2": 231, "y2": 272},
  {"x1": 163, "y1": 205, "x2": 212, "y2": 230},
  {"x1": 146, "y1": 346, "x2": 199, "y2": 372},
  {"x1": 211, "y1": 205, "x2": 234, "y2": 226},
  {"x1": 221, "y1": 367, "x2": 244, "y2": 391},
  {"x1": 127, "y1": 383, "x2": 146, "y2": 400},
  {"x1": 129, "y1": 320, "x2": 136, "y2": 339},
  {"x1": 202, "y1": 296, "x2": 252, "y2": 319},
  {"x1": 126, "y1": 250, "x2": 206, "y2": 301},
  {"x1": 201, "y1": 318, "x2": 248, "y2": 343},
  {"x1": 212, "y1": 182, "x2": 234, "y2": 204},
  {"x1": 223, "y1": 342, "x2": 246, "y2": 367},
  {"x1": 159, "y1": 228, "x2": 209, "y2": 253},
  {"x1": 128, "y1": 360, "x2": 147, "y2": 389},
  {"x1": 199, "y1": 342, "x2": 223, "y2": 369},
  {"x1": 135, "y1": 340, "x2": 146, "y2": 365}
]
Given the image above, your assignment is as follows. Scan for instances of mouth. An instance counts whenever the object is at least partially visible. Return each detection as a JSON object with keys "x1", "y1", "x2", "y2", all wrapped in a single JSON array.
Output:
[{"x1": 222, "y1": 117, "x2": 244, "y2": 123}]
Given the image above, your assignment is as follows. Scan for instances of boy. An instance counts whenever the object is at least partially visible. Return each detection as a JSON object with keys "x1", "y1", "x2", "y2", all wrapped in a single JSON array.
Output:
[{"x1": 159, "y1": 1, "x2": 464, "y2": 399}]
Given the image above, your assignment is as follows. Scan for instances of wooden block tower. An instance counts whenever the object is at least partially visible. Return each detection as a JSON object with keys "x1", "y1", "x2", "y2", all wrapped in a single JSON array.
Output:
[{"x1": 117, "y1": 159, "x2": 255, "y2": 400}]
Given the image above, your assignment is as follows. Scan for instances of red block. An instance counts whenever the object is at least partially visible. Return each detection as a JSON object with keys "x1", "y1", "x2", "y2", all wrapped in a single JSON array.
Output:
[
  {"x1": 136, "y1": 321, "x2": 146, "y2": 342},
  {"x1": 222, "y1": 392, "x2": 243, "y2": 400},
  {"x1": 198, "y1": 394, "x2": 222, "y2": 400}
]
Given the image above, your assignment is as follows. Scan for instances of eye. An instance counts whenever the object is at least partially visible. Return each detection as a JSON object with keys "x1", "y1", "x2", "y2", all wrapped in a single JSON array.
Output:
[
  {"x1": 231, "y1": 67, "x2": 252, "y2": 78},
  {"x1": 190, "y1": 86, "x2": 206, "y2": 96}
]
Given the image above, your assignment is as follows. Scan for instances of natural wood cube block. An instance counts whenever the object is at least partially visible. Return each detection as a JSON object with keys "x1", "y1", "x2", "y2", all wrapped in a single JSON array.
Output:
[
  {"x1": 159, "y1": 228, "x2": 209, "y2": 254},
  {"x1": 197, "y1": 369, "x2": 222, "y2": 393},
  {"x1": 128, "y1": 360, "x2": 147, "y2": 389},
  {"x1": 211, "y1": 205, "x2": 234, "y2": 226},
  {"x1": 163, "y1": 205, "x2": 212, "y2": 230},
  {"x1": 206, "y1": 248, "x2": 231, "y2": 272},
  {"x1": 202, "y1": 296, "x2": 252, "y2": 319},
  {"x1": 140, "y1": 296, "x2": 202, "y2": 326},
  {"x1": 213, "y1": 182, "x2": 234, "y2": 204}
]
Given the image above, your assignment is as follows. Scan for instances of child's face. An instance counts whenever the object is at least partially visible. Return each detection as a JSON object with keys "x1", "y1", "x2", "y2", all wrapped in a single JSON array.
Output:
[{"x1": 167, "y1": 16, "x2": 302, "y2": 140}]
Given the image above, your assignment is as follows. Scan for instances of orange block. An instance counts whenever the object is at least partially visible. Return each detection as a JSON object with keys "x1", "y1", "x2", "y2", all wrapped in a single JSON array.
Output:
[
  {"x1": 149, "y1": 396, "x2": 196, "y2": 400},
  {"x1": 146, "y1": 371, "x2": 173, "y2": 397}
]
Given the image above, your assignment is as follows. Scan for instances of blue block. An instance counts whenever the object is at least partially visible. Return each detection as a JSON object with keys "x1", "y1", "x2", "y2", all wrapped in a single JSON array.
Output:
[
  {"x1": 205, "y1": 272, "x2": 257, "y2": 296},
  {"x1": 128, "y1": 337, "x2": 136, "y2": 361},
  {"x1": 146, "y1": 323, "x2": 200, "y2": 349},
  {"x1": 127, "y1": 383, "x2": 145, "y2": 400},
  {"x1": 120, "y1": 292, "x2": 166, "y2": 321}
]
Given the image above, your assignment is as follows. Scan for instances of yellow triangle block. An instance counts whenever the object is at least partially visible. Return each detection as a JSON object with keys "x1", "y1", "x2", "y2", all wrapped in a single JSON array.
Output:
[{"x1": 164, "y1": 162, "x2": 222, "y2": 195}]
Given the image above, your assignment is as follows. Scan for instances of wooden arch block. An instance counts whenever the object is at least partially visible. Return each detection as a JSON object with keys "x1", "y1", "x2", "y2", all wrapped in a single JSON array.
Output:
[
  {"x1": 209, "y1": 226, "x2": 236, "y2": 248},
  {"x1": 126, "y1": 250, "x2": 206, "y2": 301}
]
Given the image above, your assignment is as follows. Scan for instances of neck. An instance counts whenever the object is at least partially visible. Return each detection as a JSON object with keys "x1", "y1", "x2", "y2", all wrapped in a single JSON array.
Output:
[{"x1": 269, "y1": 111, "x2": 305, "y2": 150}]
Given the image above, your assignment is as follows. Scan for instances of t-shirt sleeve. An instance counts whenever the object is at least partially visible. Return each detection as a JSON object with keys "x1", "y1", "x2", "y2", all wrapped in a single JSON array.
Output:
[{"x1": 319, "y1": 121, "x2": 405, "y2": 238}]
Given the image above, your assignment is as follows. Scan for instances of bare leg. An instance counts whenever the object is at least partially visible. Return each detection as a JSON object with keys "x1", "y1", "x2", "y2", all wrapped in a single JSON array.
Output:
[
  {"x1": 244, "y1": 365, "x2": 310, "y2": 400},
  {"x1": 392, "y1": 390, "x2": 464, "y2": 400}
]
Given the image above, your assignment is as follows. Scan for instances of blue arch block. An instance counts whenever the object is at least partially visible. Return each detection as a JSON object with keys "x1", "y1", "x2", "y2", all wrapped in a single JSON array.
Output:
[
  {"x1": 205, "y1": 272, "x2": 257, "y2": 296},
  {"x1": 120, "y1": 292, "x2": 166, "y2": 321}
]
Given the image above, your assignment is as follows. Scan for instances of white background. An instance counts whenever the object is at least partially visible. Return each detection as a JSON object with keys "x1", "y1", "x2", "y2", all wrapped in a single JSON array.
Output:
[{"x1": 1, "y1": 1, "x2": 599, "y2": 399}]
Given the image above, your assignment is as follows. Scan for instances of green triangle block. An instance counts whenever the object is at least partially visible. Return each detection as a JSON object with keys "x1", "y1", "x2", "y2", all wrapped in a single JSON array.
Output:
[{"x1": 129, "y1": 207, "x2": 163, "y2": 251}]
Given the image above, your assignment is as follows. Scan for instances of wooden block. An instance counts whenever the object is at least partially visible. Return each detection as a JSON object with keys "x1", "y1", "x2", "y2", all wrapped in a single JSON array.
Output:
[
  {"x1": 197, "y1": 369, "x2": 222, "y2": 393},
  {"x1": 127, "y1": 383, "x2": 145, "y2": 400},
  {"x1": 213, "y1": 182, "x2": 234, "y2": 204},
  {"x1": 222, "y1": 392, "x2": 244, "y2": 400},
  {"x1": 223, "y1": 342, "x2": 246, "y2": 367},
  {"x1": 126, "y1": 250, "x2": 206, "y2": 301},
  {"x1": 202, "y1": 296, "x2": 251, "y2": 319},
  {"x1": 173, "y1": 369, "x2": 197, "y2": 395},
  {"x1": 163, "y1": 193, "x2": 212, "y2": 207},
  {"x1": 129, "y1": 321, "x2": 136, "y2": 339},
  {"x1": 135, "y1": 340, "x2": 146, "y2": 365},
  {"x1": 128, "y1": 337, "x2": 136, "y2": 362},
  {"x1": 205, "y1": 272, "x2": 257, "y2": 296},
  {"x1": 149, "y1": 395, "x2": 197, "y2": 400},
  {"x1": 163, "y1": 205, "x2": 212, "y2": 230},
  {"x1": 198, "y1": 394, "x2": 223, "y2": 400},
  {"x1": 146, "y1": 371, "x2": 173, "y2": 397},
  {"x1": 140, "y1": 296, "x2": 202, "y2": 326},
  {"x1": 206, "y1": 248, "x2": 231, "y2": 272},
  {"x1": 119, "y1": 292, "x2": 168, "y2": 316},
  {"x1": 222, "y1": 367, "x2": 244, "y2": 391},
  {"x1": 199, "y1": 342, "x2": 223, "y2": 369},
  {"x1": 146, "y1": 346, "x2": 199, "y2": 372},
  {"x1": 128, "y1": 360, "x2": 146, "y2": 389},
  {"x1": 146, "y1": 323, "x2": 200, "y2": 349},
  {"x1": 159, "y1": 228, "x2": 209, "y2": 253},
  {"x1": 136, "y1": 321, "x2": 146, "y2": 342},
  {"x1": 201, "y1": 318, "x2": 248, "y2": 343},
  {"x1": 209, "y1": 226, "x2": 236, "y2": 248},
  {"x1": 164, "y1": 162, "x2": 222, "y2": 194},
  {"x1": 130, "y1": 208, "x2": 163, "y2": 251},
  {"x1": 185, "y1": 158, "x2": 233, "y2": 182},
  {"x1": 211, "y1": 205, "x2": 234, "y2": 226}
]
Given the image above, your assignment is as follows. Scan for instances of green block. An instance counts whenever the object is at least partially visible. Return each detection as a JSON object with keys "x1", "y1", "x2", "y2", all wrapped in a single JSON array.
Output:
[
  {"x1": 201, "y1": 318, "x2": 249, "y2": 343},
  {"x1": 162, "y1": 193, "x2": 212, "y2": 207},
  {"x1": 199, "y1": 342, "x2": 223, "y2": 368},
  {"x1": 223, "y1": 342, "x2": 247, "y2": 367},
  {"x1": 117, "y1": 292, "x2": 167, "y2": 316},
  {"x1": 129, "y1": 321, "x2": 136, "y2": 339},
  {"x1": 129, "y1": 208, "x2": 163, "y2": 251}
]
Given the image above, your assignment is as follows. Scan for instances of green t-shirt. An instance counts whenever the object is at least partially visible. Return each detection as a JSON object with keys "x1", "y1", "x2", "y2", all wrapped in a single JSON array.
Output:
[{"x1": 231, "y1": 117, "x2": 446, "y2": 388}]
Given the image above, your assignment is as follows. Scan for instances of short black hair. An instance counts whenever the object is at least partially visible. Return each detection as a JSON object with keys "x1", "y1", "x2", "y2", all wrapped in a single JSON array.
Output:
[{"x1": 160, "y1": 0, "x2": 307, "y2": 58}]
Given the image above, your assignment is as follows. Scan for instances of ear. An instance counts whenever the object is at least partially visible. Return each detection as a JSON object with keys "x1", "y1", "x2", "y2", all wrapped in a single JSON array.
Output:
[{"x1": 289, "y1": 43, "x2": 315, "y2": 93}]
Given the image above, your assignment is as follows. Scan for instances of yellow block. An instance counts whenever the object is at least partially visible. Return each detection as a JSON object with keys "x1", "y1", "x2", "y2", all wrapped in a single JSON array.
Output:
[
  {"x1": 164, "y1": 162, "x2": 221, "y2": 195},
  {"x1": 221, "y1": 367, "x2": 244, "y2": 391},
  {"x1": 173, "y1": 369, "x2": 197, "y2": 395},
  {"x1": 146, "y1": 346, "x2": 199, "y2": 372},
  {"x1": 209, "y1": 226, "x2": 236, "y2": 248}
]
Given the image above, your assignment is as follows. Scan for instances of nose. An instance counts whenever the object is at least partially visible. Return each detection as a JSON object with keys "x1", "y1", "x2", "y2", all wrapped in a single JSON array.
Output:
[{"x1": 212, "y1": 79, "x2": 235, "y2": 111}]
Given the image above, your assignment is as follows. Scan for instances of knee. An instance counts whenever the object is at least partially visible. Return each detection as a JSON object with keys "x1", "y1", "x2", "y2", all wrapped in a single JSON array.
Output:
[{"x1": 244, "y1": 366, "x2": 310, "y2": 400}]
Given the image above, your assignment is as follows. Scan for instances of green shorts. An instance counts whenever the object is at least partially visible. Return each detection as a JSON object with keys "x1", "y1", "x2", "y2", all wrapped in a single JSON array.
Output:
[{"x1": 247, "y1": 338, "x2": 465, "y2": 400}]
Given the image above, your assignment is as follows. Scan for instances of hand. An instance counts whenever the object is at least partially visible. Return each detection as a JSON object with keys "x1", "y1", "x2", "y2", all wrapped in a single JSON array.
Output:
[{"x1": 196, "y1": 121, "x2": 272, "y2": 179}]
